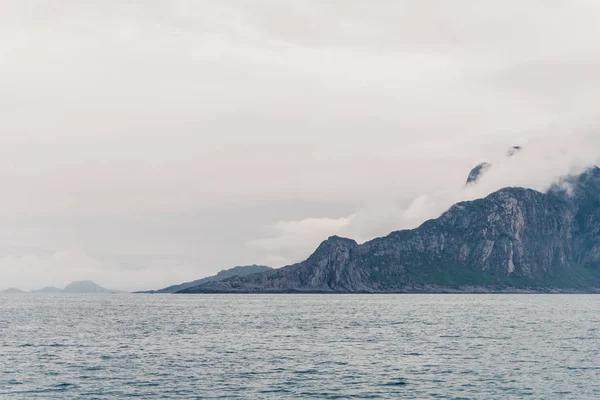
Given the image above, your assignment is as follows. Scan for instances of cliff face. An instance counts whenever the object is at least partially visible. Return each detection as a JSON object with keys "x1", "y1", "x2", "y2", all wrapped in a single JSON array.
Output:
[{"x1": 180, "y1": 167, "x2": 600, "y2": 293}]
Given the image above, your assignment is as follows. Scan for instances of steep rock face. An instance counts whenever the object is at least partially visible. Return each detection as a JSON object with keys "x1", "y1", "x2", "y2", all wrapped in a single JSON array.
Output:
[
  {"x1": 181, "y1": 167, "x2": 600, "y2": 293},
  {"x1": 363, "y1": 188, "x2": 572, "y2": 286},
  {"x1": 564, "y1": 169, "x2": 600, "y2": 267},
  {"x1": 179, "y1": 237, "x2": 369, "y2": 293}
]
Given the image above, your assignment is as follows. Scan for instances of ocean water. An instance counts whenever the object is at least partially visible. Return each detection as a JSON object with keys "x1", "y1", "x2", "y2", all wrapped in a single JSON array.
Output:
[{"x1": 1, "y1": 294, "x2": 599, "y2": 399}]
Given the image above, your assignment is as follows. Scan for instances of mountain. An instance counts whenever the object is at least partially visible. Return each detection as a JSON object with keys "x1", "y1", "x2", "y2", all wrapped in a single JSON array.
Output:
[
  {"x1": 29, "y1": 281, "x2": 119, "y2": 294},
  {"x1": 62, "y1": 281, "x2": 115, "y2": 293},
  {"x1": 33, "y1": 286, "x2": 63, "y2": 293},
  {"x1": 141, "y1": 265, "x2": 273, "y2": 293},
  {"x1": 1, "y1": 288, "x2": 26, "y2": 294},
  {"x1": 180, "y1": 167, "x2": 600, "y2": 294}
]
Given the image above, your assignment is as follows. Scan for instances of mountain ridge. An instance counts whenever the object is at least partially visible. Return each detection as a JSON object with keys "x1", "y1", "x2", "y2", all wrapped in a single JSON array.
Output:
[{"x1": 179, "y1": 167, "x2": 600, "y2": 294}]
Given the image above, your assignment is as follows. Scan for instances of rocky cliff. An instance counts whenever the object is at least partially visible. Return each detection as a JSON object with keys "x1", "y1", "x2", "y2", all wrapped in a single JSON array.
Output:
[{"x1": 180, "y1": 167, "x2": 600, "y2": 293}]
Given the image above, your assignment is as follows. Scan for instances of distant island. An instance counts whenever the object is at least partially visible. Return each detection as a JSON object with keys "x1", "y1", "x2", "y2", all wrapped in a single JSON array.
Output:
[{"x1": 2, "y1": 281, "x2": 121, "y2": 294}]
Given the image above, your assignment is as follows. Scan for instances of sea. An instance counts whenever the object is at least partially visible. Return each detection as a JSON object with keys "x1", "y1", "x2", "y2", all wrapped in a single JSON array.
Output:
[{"x1": 1, "y1": 294, "x2": 599, "y2": 399}]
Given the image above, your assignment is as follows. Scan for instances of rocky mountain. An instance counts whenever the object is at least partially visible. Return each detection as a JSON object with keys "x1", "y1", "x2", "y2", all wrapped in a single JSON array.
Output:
[
  {"x1": 180, "y1": 167, "x2": 600, "y2": 293},
  {"x1": 140, "y1": 265, "x2": 273, "y2": 293}
]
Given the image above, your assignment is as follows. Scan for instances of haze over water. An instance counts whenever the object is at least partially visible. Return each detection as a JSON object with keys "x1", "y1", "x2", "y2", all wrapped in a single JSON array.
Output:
[{"x1": 1, "y1": 294, "x2": 599, "y2": 399}]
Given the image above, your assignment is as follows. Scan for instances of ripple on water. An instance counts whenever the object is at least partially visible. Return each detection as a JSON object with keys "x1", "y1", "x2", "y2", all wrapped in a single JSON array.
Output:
[{"x1": 1, "y1": 294, "x2": 599, "y2": 399}]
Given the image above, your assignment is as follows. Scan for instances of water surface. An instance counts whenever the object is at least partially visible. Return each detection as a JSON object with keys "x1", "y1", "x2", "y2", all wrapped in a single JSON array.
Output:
[{"x1": 1, "y1": 294, "x2": 599, "y2": 399}]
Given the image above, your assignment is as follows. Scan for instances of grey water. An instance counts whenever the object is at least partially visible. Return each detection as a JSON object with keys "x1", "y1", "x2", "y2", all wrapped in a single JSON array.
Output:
[{"x1": 1, "y1": 294, "x2": 599, "y2": 399}]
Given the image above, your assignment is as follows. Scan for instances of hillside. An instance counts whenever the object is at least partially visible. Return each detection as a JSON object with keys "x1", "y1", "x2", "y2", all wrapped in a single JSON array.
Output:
[
  {"x1": 180, "y1": 167, "x2": 600, "y2": 293},
  {"x1": 140, "y1": 265, "x2": 273, "y2": 293}
]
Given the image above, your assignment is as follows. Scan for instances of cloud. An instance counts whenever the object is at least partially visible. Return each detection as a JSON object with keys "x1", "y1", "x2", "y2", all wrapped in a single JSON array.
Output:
[
  {"x1": 1, "y1": 1, "x2": 600, "y2": 288},
  {"x1": 250, "y1": 125, "x2": 600, "y2": 266},
  {"x1": 247, "y1": 217, "x2": 352, "y2": 265}
]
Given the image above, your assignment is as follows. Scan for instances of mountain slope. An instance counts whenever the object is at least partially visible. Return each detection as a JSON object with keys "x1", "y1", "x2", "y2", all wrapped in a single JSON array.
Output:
[
  {"x1": 141, "y1": 265, "x2": 273, "y2": 293},
  {"x1": 180, "y1": 167, "x2": 600, "y2": 293}
]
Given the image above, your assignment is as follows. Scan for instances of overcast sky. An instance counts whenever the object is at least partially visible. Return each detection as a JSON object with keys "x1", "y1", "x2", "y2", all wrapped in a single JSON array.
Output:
[{"x1": 1, "y1": 1, "x2": 600, "y2": 291}]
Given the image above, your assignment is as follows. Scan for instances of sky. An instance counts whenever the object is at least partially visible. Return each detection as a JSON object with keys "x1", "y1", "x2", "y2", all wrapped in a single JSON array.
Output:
[{"x1": 1, "y1": 0, "x2": 600, "y2": 291}]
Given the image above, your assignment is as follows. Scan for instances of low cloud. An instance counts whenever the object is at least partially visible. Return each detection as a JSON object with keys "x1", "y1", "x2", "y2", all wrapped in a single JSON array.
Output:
[
  {"x1": 247, "y1": 217, "x2": 352, "y2": 265},
  {"x1": 250, "y1": 124, "x2": 600, "y2": 267}
]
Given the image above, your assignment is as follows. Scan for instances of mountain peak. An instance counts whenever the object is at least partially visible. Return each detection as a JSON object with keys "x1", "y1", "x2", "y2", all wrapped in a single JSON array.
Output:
[
  {"x1": 180, "y1": 167, "x2": 600, "y2": 293},
  {"x1": 326, "y1": 235, "x2": 357, "y2": 243},
  {"x1": 310, "y1": 236, "x2": 359, "y2": 256}
]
